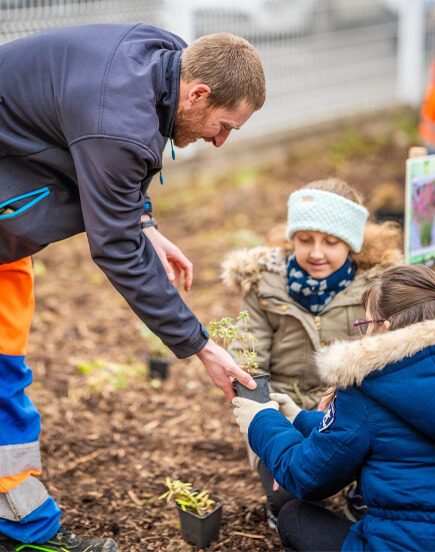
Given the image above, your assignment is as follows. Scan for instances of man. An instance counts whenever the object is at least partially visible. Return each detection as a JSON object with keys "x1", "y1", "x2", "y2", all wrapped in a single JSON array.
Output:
[{"x1": 0, "y1": 25, "x2": 266, "y2": 551}]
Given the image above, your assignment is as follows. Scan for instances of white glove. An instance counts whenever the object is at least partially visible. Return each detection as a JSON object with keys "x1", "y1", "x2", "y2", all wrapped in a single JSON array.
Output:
[
  {"x1": 232, "y1": 397, "x2": 279, "y2": 434},
  {"x1": 269, "y1": 392, "x2": 301, "y2": 423}
]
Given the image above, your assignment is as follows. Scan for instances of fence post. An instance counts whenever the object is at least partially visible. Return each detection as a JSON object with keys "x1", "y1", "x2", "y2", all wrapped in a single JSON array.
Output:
[{"x1": 397, "y1": 0, "x2": 426, "y2": 106}]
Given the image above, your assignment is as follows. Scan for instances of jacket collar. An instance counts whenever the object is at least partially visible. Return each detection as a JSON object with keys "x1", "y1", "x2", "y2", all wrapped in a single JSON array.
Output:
[
  {"x1": 156, "y1": 49, "x2": 181, "y2": 139},
  {"x1": 316, "y1": 319, "x2": 435, "y2": 388}
]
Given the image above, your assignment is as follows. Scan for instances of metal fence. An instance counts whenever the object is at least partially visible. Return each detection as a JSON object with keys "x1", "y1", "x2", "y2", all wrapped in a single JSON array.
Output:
[{"x1": 0, "y1": 0, "x2": 434, "y2": 145}]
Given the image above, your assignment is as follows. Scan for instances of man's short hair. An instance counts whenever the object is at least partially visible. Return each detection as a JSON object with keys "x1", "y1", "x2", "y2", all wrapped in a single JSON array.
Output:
[{"x1": 180, "y1": 33, "x2": 266, "y2": 111}]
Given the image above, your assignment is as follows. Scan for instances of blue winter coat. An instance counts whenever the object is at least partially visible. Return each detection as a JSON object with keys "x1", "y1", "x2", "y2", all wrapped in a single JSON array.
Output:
[
  {"x1": 249, "y1": 319, "x2": 435, "y2": 551},
  {"x1": 0, "y1": 24, "x2": 208, "y2": 358}
]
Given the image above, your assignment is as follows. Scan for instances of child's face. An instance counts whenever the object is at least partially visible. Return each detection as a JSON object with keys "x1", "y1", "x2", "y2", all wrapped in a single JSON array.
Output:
[{"x1": 293, "y1": 230, "x2": 350, "y2": 279}]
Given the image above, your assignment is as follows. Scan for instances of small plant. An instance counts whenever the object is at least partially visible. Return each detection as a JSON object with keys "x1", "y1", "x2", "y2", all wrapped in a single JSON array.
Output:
[
  {"x1": 77, "y1": 358, "x2": 146, "y2": 391},
  {"x1": 160, "y1": 477, "x2": 224, "y2": 547},
  {"x1": 159, "y1": 478, "x2": 216, "y2": 516},
  {"x1": 137, "y1": 323, "x2": 171, "y2": 359},
  {"x1": 210, "y1": 312, "x2": 270, "y2": 403},
  {"x1": 209, "y1": 311, "x2": 260, "y2": 376}
]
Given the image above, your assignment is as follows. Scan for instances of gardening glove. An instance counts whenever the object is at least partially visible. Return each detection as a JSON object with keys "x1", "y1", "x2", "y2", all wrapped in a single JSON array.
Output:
[
  {"x1": 269, "y1": 392, "x2": 301, "y2": 423},
  {"x1": 232, "y1": 397, "x2": 279, "y2": 434}
]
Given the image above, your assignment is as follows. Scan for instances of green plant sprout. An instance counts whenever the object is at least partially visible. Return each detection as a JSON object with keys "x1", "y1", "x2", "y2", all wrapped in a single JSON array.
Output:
[
  {"x1": 137, "y1": 322, "x2": 171, "y2": 359},
  {"x1": 159, "y1": 477, "x2": 216, "y2": 516},
  {"x1": 77, "y1": 358, "x2": 146, "y2": 391},
  {"x1": 209, "y1": 311, "x2": 260, "y2": 376}
]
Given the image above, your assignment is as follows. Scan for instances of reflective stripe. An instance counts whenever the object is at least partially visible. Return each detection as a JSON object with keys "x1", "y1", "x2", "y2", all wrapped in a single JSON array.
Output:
[
  {"x1": 0, "y1": 476, "x2": 48, "y2": 521},
  {"x1": 0, "y1": 471, "x2": 42, "y2": 494},
  {"x1": 0, "y1": 257, "x2": 34, "y2": 356},
  {"x1": 0, "y1": 441, "x2": 42, "y2": 485}
]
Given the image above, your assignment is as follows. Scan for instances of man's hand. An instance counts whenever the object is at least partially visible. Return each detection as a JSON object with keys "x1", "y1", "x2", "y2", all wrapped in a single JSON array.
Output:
[
  {"x1": 143, "y1": 225, "x2": 193, "y2": 291},
  {"x1": 269, "y1": 392, "x2": 301, "y2": 423},
  {"x1": 196, "y1": 339, "x2": 257, "y2": 402},
  {"x1": 232, "y1": 396, "x2": 279, "y2": 433}
]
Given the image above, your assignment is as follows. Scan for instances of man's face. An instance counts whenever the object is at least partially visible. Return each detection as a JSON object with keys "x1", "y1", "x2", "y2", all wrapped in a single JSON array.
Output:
[{"x1": 173, "y1": 98, "x2": 254, "y2": 149}]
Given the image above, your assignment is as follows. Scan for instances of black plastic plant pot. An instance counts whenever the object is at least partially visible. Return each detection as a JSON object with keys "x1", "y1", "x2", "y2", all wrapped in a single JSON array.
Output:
[
  {"x1": 176, "y1": 492, "x2": 224, "y2": 548},
  {"x1": 148, "y1": 358, "x2": 171, "y2": 380},
  {"x1": 233, "y1": 374, "x2": 270, "y2": 403}
]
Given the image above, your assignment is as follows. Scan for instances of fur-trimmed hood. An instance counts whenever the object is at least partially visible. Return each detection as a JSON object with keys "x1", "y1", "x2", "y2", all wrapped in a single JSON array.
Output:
[
  {"x1": 317, "y1": 319, "x2": 435, "y2": 440},
  {"x1": 222, "y1": 221, "x2": 403, "y2": 293}
]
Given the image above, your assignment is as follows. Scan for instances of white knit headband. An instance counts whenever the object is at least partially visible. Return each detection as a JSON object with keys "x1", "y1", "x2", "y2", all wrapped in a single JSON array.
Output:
[{"x1": 286, "y1": 189, "x2": 369, "y2": 252}]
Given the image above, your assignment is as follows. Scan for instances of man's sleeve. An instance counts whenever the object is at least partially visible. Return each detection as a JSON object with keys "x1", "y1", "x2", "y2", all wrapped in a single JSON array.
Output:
[
  {"x1": 143, "y1": 191, "x2": 152, "y2": 218},
  {"x1": 70, "y1": 136, "x2": 208, "y2": 358},
  {"x1": 248, "y1": 388, "x2": 372, "y2": 500}
]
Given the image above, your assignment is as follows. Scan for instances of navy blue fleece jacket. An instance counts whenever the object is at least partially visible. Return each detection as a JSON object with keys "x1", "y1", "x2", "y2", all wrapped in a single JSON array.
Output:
[{"x1": 0, "y1": 24, "x2": 208, "y2": 357}]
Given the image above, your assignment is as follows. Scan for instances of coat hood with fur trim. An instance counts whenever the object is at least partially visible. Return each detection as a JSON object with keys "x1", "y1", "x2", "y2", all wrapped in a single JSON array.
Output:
[
  {"x1": 316, "y1": 319, "x2": 435, "y2": 440},
  {"x1": 222, "y1": 221, "x2": 403, "y2": 294}
]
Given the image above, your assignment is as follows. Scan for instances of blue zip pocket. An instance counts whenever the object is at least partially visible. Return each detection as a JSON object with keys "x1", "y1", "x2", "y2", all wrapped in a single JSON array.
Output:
[{"x1": 0, "y1": 187, "x2": 50, "y2": 219}]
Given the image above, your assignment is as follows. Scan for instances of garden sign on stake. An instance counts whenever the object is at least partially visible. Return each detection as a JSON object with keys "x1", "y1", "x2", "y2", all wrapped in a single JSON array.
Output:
[{"x1": 405, "y1": 151, "x2": 435, "y2": 266}]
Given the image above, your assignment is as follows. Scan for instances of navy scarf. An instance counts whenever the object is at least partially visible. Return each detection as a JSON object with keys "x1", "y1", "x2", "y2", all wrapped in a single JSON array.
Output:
[{"x1": 287, "y1": 254, "x2": 356, "y2": 314}]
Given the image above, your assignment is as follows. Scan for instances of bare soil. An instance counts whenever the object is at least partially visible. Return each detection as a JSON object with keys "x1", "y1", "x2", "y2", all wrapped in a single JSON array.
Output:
[{"x1": 27, "y1": 118, "x2": 413, "y2": 551}]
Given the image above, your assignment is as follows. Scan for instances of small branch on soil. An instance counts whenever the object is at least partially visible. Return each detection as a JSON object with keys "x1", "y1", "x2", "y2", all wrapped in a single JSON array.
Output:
[
  {"x1": 64, "y1": 449, "x2": 106, "y2": 472},
  {"x1": 232, "y1": 531, "x2": 266, "y2": 540},
  {"x1": 127, "y1": 489, "x2": 144, "y2": 506}
]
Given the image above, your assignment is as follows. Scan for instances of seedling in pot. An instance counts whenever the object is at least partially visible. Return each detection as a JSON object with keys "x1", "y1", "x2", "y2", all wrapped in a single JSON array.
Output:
[
  {"x1": 137, "y1": 323, "x2": 172, "y2": 379},
  {"x1": 209, "y1": 312, "x2": 270, "y2": 402},
  {"x1": 159, "y1": 478, "x2": 224, "y2": 548}
]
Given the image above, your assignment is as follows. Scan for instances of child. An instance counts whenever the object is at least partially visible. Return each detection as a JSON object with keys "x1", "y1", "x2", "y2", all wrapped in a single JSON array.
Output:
[
  {"x1": 222, "y1": 178, "x2": 402, "y2": 521},
  {"x1": 233, "y1": 264, "x2": 435, "y2": 552}
]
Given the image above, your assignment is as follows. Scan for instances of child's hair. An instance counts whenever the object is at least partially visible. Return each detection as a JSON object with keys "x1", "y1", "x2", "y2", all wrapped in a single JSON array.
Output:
[
  {"x1": 302, "y1": 177, "x2": 364, "y2": 205},
  {"x1": 362, "y1": 265, "x2": 435, "y2": 331}
]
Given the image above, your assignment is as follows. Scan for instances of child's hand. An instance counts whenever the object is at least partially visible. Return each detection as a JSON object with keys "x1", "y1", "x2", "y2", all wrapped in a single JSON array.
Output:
[
  {"x1": 269, "y1": 392, "x2": 301, "y2": 423},
  {"x1": 232, "y1": 397, "x2": 278, "y2": 433}
]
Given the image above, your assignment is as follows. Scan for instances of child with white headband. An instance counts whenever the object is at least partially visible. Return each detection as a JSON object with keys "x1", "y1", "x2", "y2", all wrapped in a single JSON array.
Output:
[{"x1": 222, "y1": 177, "x2": 402, "y2": 525}]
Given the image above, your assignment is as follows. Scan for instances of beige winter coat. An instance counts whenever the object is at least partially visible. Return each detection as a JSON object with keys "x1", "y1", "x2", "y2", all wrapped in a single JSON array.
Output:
[{"x1": 222, "y1": 222, "x2": 403, "y2": 410}]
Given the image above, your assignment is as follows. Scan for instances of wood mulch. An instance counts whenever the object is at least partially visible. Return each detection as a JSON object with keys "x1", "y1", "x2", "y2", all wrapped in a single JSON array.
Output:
[{"x1": 27, "y1": 122, "x2": 410, "y2": 550}]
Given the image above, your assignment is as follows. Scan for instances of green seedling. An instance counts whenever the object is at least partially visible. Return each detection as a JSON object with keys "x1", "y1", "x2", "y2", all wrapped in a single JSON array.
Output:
[
  {"x1": 159, "y1": 477, "x2": 216, "y2": 516},
  {"x1": 77, "y1": 358, "x2": 146, "y2": 390},
  {"x1": 209, "y1": 311, "x2": 260, "y2": 376}
]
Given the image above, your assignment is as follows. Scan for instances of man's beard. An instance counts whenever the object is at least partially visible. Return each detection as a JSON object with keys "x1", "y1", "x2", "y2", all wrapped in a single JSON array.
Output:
[{"x1": 172, "y1": 105, "x2": 210, "y2": 148}]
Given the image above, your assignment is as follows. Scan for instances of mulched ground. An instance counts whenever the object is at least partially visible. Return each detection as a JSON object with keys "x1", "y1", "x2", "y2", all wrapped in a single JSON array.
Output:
[{"x1": 27, "y1": 114, "x2": 413, "y2": 551}]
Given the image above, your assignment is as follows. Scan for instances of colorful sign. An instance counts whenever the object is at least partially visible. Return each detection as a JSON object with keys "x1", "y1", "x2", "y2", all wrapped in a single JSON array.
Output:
[{"x1": 405, "y1": 155, "x2": 435, "y2": 265}]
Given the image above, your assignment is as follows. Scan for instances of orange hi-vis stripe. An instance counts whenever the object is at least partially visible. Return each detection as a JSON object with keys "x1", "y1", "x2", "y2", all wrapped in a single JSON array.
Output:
[
  {"x1": 0, "y1": 470, "x2": 42, "y2": 493},
  {"x1": 419, "y1": 61, "x2": 435, "y2": 145},
  {"x1": 0, "y1": 257, "x2": 34, "y2": 356}
]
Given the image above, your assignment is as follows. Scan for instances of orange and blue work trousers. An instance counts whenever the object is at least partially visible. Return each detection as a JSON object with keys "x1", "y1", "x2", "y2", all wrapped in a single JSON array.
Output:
[{"x1": 0, "y1": 258, "x2": 61, "y2": 543}]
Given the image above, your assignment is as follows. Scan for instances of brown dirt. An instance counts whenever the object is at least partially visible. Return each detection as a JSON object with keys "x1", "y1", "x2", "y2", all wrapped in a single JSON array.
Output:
[{"x1": 27, "y1": 119, "x2": 413, "y2": 551}]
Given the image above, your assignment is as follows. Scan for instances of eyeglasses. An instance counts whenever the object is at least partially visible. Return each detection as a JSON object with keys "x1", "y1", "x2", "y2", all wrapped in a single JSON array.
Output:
[{"x1": 353, "y1": 319, "x2": 386, "y2": 336}]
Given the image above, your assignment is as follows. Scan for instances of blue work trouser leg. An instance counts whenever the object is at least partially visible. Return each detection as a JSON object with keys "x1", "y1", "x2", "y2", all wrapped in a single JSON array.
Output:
[{"x1": 0, "y1": 258, "x2": 61, "y2": 543}]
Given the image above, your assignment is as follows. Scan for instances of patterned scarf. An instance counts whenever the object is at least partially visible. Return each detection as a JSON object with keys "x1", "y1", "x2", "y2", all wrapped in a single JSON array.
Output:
[{"x1": 286, "y1": 254, "x2": 356, "y2": 314}]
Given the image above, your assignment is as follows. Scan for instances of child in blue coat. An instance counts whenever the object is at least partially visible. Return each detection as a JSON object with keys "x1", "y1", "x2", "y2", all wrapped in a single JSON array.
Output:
[{"x1": 233, "y1": 264, "x2": 435, "y2": 551}]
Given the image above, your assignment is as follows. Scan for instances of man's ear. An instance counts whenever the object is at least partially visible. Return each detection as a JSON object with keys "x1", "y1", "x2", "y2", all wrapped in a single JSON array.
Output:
[{"x1": 188, "y1": 84, "x2": 211, "y2": 105}]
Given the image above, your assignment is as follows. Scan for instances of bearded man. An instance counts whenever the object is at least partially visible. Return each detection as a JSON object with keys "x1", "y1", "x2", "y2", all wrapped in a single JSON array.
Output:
[{"x1": 0, "y1": 25, "x2": 265, "y2": 551}]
